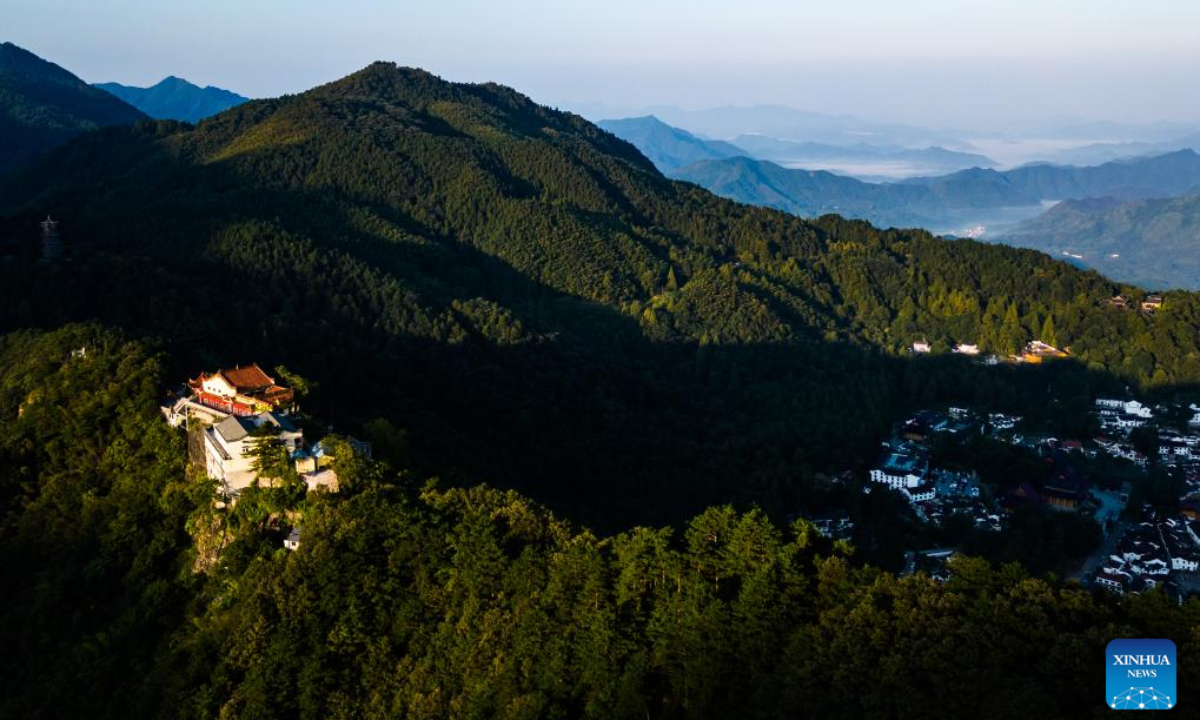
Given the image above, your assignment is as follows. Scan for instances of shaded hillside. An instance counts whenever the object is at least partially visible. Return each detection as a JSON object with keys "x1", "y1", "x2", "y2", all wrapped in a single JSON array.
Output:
[
  {"x1": 597, "y1": 115, "x2": 746, "y2": 171},
  {"x1": 0, "y1": 42, "x2": 147, "y2": 177},
  {"x1": 1004, "y1": 192, "x2": 1200, "y2": 289},
  {"x1": 3, "y1": 62, "x2": 1200, "y2": 529},
  {"x1": 95, "y1": 76, "x2": 249, "y2": 123}
]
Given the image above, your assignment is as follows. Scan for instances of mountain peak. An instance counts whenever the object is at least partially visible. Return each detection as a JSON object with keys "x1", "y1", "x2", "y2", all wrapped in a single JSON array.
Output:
[
  {"x1": 94, "y1": 74, "x2": 249, "y2": 123},
  {"x1": 155, "y1": 75, "x2": 194, "y2": 88}
]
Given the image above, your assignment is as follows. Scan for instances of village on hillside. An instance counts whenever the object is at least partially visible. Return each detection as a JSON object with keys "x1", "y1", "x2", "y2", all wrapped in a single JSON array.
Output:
[{"x1": 849, "y1": 395, "x2": 1200, "y2": 597}]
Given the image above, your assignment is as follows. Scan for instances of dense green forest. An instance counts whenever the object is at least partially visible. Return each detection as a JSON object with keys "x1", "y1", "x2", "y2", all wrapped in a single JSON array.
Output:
[
  {"x1": 2, "y1": 62, "x2": 1198, "y2": 532},
  {"x1": 3, "y1": 325, "x2": 1200, "y2": 720}
]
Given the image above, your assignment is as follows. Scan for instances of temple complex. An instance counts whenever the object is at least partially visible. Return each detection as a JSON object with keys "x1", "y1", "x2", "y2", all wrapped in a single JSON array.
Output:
[{"x1": 188, "y1": 363, "x2": 294, "y2": 416}]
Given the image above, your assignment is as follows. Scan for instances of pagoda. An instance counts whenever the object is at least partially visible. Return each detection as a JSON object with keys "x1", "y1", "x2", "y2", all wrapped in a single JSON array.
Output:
[{"x1": 40, "y1": 216, "x2": 62, "y2": 262}]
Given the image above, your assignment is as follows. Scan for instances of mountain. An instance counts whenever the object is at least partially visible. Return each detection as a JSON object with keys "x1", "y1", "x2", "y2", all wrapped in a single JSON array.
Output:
[
  {"x1": 729, "y1": 134, "x2": 996, "y2": 179},
  {"x1": 1039, "y1": 133, "x2": 1200, "y2": 166},
  {"x1": 0, "y1": 42, "x2": 147, "y2": 177},
  {"x1": 4, "y1": 60, "x2": 1200, "y2": 719},
  {"x1": 673, "y1": 150, "x2": 1200, "y2": 234},
  {"x1": 595, "y1": 115, "x2": 746, "y2": 171},
  {"x1": 1003, "y1": 192, "x2": 1200, "y2": 289},
  {"x1": 3, "y1": 62, "x2": 1200, "y2": 531},
  {"x1": 907, "y1": 149, "x2": 1200, "y2": 202},
  {"x1": 669, "y1": 155, "x2": 947, "y2": 227},
  {"x1": 94, "y1": 76, "x2": 249, "y2": 122},
  {"x1": 598, "y1": 116, "x2": 992, "y2": 180}
]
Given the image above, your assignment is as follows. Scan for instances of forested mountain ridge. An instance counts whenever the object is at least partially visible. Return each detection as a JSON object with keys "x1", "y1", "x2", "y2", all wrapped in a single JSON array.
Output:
[
  {"x1": 0, "y1": 42, "x2": 147, "y2": 177},
  {"x1": 3, "y1": 62, "x2": 1200, "y2": 530},
  {"x1": 95, "y1": 75, "x2": 249, "y2": 123}
]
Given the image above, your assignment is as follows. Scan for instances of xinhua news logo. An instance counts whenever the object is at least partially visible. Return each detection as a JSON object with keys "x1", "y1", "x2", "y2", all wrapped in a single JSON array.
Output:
[{"x1": 1107, "y1": 639, "x2": 1176, "y2": 710}]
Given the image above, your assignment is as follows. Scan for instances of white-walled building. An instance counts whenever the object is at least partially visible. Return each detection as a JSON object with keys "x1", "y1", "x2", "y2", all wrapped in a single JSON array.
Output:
[
  {"x1": 284, "y1": 526, "x2": 302, "y2": 551},
  {"x1": 870, "y1": 451, "x2": 929, "y2": 489},
  {"x1": 204, "y1": 412, "x2": 303, "y2": 495}
]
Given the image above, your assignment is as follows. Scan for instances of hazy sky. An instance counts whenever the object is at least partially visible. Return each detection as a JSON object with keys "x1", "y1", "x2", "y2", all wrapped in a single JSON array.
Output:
[{"x1": 7, "y1": 0, "x2": 1200, "y2": 128}]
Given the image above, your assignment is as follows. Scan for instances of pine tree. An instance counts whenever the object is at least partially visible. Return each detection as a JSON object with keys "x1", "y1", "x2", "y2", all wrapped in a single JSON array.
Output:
[{"x1": 1040, "y1": 315, "x2": 1058, "y2": 348}]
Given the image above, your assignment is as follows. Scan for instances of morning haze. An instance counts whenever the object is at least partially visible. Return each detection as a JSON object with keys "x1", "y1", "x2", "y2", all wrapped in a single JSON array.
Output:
[{"x1": 7, "y1": 0, "x2": 1200, "y2": 131}]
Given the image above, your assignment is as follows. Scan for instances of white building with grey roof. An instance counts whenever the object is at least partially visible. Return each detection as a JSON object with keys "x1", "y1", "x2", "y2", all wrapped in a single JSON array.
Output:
[{"x1": 203, "y1": 412, "x2": 303, "y2": 495}]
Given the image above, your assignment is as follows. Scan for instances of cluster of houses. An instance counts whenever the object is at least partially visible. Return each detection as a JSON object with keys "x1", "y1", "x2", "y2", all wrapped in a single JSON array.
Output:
[
  {"x1": 1095, "y1": 398, "x2": 1154, "y2": 431},
  {"x1": 1093, "y1": 398, "x2": 1200, "y2": 466},
  {"x1": 911, "y1": 340, "x2": 983, "y2": 357},
  {"x1": 865, "y1": 403, "x2": 1163, "y2": 534},
  {"x1": 867, "y1": 410, "x2": 997, "y2": 530},
  {"x1": 861, "y1": 390, "x2": 1200, "y2": 596},
  {"x1": 908, "y1": 338, "x2": 1069, "y2": 365},
  {"x1": 1096, "y1": 506, "x2": 1200, "y2": 596},
  {"x1": 1104, "y1": 294, "x2": 1164, "y2": 314}
]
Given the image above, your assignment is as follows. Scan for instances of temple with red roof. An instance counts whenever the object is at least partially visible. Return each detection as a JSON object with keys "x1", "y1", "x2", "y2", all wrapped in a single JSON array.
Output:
[{"x1": 188, "y1": 363, "x2": 294, "y2": 416}]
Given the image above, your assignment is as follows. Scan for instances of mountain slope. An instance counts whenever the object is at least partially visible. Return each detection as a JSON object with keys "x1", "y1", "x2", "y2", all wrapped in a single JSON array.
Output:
[
  {"x1": 670, "y1": 155, "x2": 947, "y2": 227},
  {"x1": 1003, "y1": 192, "x2": 1200, "y2": 289},
  {"x1": 3, "y1": 62, "x2": 1199, "y2": 529},
  {"x1": 596, "y1": 115, "x2": 746, "y2": 171},
  {"x1": 95, "y1": 76, "x2": 249, "y2": 122},
  {"x1": 0, "y1": 42, "x2": 147, "y2": 177}
]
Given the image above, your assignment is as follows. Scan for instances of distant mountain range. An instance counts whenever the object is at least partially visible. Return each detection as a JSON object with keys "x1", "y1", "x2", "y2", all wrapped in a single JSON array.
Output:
[
  {"x1": 633, "y1": 104, "x2": 968, "y2": 148},
  {"x1": 599, "y1": 115, "x2": 996, "y2": 179},
  {"x1": 903, "y1": 150, "x2": 1200, "y2": 202},
  {"x1": 595, "y1": 116, "x2": 744, "y2": 171},
  {"x1": 672, "y1": 149, "x2": 1200, "y2": 232},
  {"x1": 0, "y1": 42, "x2": 146, "y2": 177},
  {"x1": 729, "y1": 134, "x2": 997, "y2": 179},
  {"x1": 1040, "y1": 134, "x2": 1200, "y2": 166},
  {"x1": 95, "y1": 76, "x2": 248, "y2": 123},
  {"x1": 669, "y1": 155, "x2": 946, "y2": 228},
  {"x1": 1002, "y1": 192, "x2": 1200, "y2": 290}
]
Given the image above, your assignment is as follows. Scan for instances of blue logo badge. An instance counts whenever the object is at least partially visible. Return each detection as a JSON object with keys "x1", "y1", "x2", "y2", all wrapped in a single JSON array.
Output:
[{"x1": 1107, "y1": 639, "x2": 1177, "y2": 710}]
